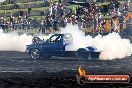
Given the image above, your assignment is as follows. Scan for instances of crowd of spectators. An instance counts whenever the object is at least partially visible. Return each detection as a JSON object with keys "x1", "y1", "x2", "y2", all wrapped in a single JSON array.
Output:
[
  {"x1": 0, "y1": 0, "x2": 131, "y2": 34},
  {"x1": 0, "y1": 1, "x2": 97, "y2": 33}
]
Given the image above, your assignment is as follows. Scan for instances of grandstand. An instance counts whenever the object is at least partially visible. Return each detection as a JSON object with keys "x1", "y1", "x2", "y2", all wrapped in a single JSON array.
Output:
[
  {"x1": 0, "y1": 0, "x2": 50, "y2": 17},
  {"x1": 0, "y1": 0, "x2": 130, "y2": 17},
  {"x1": 0, "y1": 0, "x2": 72, "y2": 19}
]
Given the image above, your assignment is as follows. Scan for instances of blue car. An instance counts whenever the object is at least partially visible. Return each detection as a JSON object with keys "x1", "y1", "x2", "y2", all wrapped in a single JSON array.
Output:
[{"x1": 26, "y1": 34, "x2": 100, "y2": 60}]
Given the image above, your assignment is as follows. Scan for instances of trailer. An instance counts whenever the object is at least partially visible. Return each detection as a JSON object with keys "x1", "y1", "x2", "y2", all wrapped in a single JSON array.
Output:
[{"x1": 26, "y1": 34, "x2": 100, "y2": 60}]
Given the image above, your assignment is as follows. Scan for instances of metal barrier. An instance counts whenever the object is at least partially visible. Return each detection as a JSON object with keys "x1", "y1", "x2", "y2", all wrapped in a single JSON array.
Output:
[
  {"x1": 0, "y1": 22, "x2": 132, "y2": 35},
  {"x1": 0, "y1": 23, "x2": 59, "y2": 33},
  {"x1": 0, "y1": 23, "x2": 39, "y2": 31}
]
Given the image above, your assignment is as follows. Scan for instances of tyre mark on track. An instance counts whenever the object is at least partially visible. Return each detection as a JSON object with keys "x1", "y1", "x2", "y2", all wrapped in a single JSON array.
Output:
[{"x1": 0, "y1": 71, "x2": 32, "y2": 73}]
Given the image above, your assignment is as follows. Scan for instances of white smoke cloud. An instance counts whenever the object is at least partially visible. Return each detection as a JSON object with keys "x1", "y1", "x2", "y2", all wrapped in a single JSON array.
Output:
[
  {"x1": 0, "y1": 29, "x2": 33, "y2": 52},
  {"x1": 0, "y1": 29, "x2": 49, "y2": 52},
  {"x1": 0, "y1": 29, "x2": 51, "y2": 52},
  {"x1": 60, "y1": 23, "x2": 92, "y2": 51},
  {"x1": 60, "y1": 24, "x2": 132, "y2": 60},
  {"x1": 93, "y1": 33, "x2": 132, "y2": 60},
  {"x1": 0, "y1": 0, "x2": 6, "y2": 3}
]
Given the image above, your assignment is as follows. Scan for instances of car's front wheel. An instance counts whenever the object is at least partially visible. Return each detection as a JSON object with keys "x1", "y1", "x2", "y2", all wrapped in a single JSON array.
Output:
[{"x1": 30, "y1": 49, "x2": 40, "y2": 59}]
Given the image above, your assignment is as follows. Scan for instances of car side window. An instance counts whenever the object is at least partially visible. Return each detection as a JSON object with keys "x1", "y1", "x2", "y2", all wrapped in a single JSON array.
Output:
[{"x1": 50, "y1": 35, "x2": 61, "y2": 43}]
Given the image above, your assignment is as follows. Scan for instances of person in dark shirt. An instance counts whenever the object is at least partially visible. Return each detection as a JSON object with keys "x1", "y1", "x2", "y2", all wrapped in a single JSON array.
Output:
[
  {"x1": 52, "y1": 19, "x2": 59, "y2": 32},
  {"x1": 45, "y1": 16, "x2": 52, "y2": 33}
]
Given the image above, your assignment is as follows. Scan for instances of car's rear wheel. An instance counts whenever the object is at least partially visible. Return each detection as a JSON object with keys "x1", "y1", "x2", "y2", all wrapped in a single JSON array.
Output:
[
  {"x1": 76, "y1": 48, "x2": 89, "y2": 60},
  {"x1": 30, "y1": 49, "x2": 40, "y2": 59}
]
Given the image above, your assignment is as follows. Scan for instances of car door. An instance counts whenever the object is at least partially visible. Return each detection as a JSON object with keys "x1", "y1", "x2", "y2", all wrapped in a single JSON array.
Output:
[{"x1": 43, "y1": 35, "x2": 65, "y2": 55}]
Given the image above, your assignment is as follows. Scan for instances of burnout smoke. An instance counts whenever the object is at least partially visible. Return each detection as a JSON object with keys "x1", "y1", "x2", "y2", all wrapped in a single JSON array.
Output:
[
  {"x1": 0, "y1": 29, "x2": 50, "y2": 52},
  {"x1": 60, "y1": 24, "x2": 132, "y2": 60},
  {"x1": 0, "y1": 0, "x2": 5, "y2": 3},
  {"x1": 0, "y1": 29, "x2": 33, "y2": 52}
]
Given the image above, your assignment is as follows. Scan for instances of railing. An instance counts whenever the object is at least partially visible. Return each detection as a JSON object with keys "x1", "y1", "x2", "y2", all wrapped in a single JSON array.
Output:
[
  {"x1": 0, "y1": 23, "x2": 132, "y2": 35},
  {"x1": 0, "y1": 23, "x2": 39, "y2": 30}
]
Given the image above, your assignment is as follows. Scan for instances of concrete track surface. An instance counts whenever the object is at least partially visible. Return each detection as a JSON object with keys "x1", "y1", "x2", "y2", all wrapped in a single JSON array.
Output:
[{"x1": 0, "y1": 51, "x2": 132, "y2": 88}]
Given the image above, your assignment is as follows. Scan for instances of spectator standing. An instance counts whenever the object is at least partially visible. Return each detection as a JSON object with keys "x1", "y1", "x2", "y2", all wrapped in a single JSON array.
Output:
[
  {"x1": 39, "y1": 18, "x2": 44, "y2": 33},
  {"x1": 46, "y1": 16, "x2": 52, "y2": 33},
  {"x1": 119, "y1": 15, "x2": 124, "y2": 32},
  {"x1": 51, "y1": 18, "x2": 59, "y2": 32},
  {"x1": 93, "y1": 16, "x2": 97, "y2": 33},
  {"x1": 110, "y1": 20, "x2": 115, "y2": 33}
]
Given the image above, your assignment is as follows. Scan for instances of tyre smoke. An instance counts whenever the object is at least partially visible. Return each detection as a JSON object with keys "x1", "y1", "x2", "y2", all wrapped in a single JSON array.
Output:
[
  {"x1": 0, "y1": 29, "x2": 50, "y2": 52},
  {"x1": 60, "y1": 24, "x2": 132, "y2": 60},
  {"x1": 0, "y1": 29, "x2": 33, "y2": 52},
  {"x1": 0, "y1": 0, "x2": 5, "y2": 3}
]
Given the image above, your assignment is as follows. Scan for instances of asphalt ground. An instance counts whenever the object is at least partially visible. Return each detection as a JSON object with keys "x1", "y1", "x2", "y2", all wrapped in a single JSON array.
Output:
[{"x1": 0, "y1": 51, "x2": 132, "y2": 88}]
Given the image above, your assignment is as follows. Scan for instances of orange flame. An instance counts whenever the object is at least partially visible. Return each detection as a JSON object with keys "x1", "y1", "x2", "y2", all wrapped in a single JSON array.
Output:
[{"x1": 78, "y1": 66, "x2": 86, "y2": 76}]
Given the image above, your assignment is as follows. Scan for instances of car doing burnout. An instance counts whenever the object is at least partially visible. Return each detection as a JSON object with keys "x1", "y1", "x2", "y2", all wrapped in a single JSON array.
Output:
[{"x1": 26, "y1": 34, "x2": 100, "y2": 60}]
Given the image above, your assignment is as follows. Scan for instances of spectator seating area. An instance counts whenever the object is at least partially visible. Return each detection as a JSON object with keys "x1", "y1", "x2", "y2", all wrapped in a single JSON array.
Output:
[{"x1": 0, "y1": 0, "x2": 132, "y2": 35}]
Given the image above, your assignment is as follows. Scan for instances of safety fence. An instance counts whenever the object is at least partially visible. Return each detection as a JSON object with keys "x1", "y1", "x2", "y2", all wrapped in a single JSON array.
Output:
[{"x1": 0, "y1": 22, "x2": 132, "y2": 35}]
